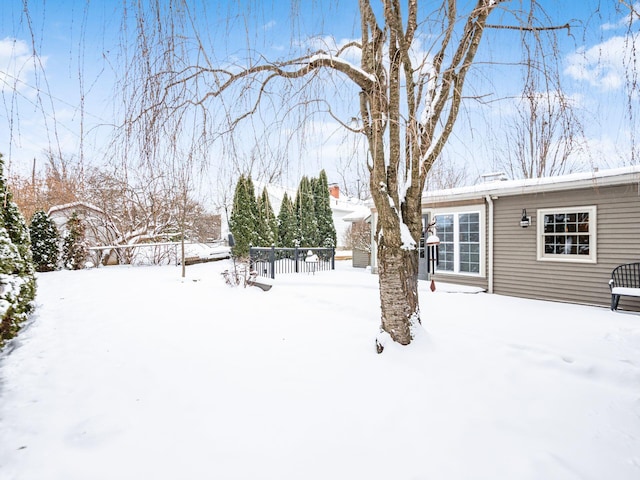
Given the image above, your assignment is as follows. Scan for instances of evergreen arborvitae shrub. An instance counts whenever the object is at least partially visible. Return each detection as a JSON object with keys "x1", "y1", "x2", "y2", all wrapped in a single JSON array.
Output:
[
  {"x1": 0, "y1": 224, "x2": 31, "y2": 344},
  {"x1": 313, "y1": 170, "x2": 337, "y2": 248},
  {"x1": 62, "y1": 211, "x2": 88, "y2": 270},
  {"x1": 0, "y1": 153, "x2": 36, "y2": 347},
  {"x1": 256, "y1": 187, "x2": 277, "y2": 246},
  {"x1": 294, "y1": 176, "x2": 318, "y2": 247},
  {"x1": 30, "y1": 210, "x2": 60, "y2": 272},
  {"x1": 277, "y1": 192, "x2": 298, "y2": 248},
  {"x1": 229, "y1": 175, "x2": 258, "y2": 258}
]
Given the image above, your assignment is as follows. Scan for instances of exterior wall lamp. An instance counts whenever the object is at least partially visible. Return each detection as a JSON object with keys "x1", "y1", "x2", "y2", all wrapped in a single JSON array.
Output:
[{"x1": 520, "y1": 209, "x2": 531, "y2": 228}]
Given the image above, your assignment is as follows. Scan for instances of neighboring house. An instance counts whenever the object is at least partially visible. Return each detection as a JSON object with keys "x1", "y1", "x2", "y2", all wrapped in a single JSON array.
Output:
[
  {"x1": 341, "y1": 205, "x2": 372, "y2": 268},
  {"x1": 327, "y1": 184, "x2": 370, "y2": 249},
  {"x1": 369, "y1": 165, "x2": 640, "y2": 311},
  {"x1": 48, "y1": 201, "x2": 120, "y2": 266},
  {"x1": 48, "y1": 201, "x2": 116, "y2": 247}
]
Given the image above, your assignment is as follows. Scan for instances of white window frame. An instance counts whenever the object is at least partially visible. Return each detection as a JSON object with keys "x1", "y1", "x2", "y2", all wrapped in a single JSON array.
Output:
[
  {"x1": 429, "y1": 205, "x2": 485, "y2": 277},
  {"x1": 536, "y1": 205, "x2": 597, "y2": 264}
]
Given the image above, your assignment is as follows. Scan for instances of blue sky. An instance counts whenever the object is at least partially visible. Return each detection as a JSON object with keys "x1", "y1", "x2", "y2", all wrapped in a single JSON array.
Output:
[{"x1": 0, "y1": 1, "x2": 638, "y2": 201}]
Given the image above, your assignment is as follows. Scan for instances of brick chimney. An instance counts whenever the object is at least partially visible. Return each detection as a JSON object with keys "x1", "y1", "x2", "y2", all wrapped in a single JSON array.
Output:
[{"x1": 329, "y1": 183, "x2": 340, "y2": 199}]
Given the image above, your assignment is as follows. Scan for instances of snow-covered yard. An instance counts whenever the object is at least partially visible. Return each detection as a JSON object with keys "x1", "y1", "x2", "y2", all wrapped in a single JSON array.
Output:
[{"x1": 0, "y1": 260, "x2": 639, "y2": 480}]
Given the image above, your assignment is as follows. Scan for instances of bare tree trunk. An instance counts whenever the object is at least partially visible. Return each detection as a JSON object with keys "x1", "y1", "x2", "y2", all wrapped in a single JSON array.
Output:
[{"x1": 377, "y1": 243, "x2": 419, "y2": 346}]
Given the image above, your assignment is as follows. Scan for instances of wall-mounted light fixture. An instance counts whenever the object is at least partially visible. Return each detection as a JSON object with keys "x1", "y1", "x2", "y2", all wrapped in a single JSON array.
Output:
[{"x1": 520, "y1": 209, "x2": 531, "y2": 228}]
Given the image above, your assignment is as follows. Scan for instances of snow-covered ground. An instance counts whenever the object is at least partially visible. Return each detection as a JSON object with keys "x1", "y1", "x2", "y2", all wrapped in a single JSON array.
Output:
[{"x1": 1, "y1": 260, "x2": 639, "y2": 480}]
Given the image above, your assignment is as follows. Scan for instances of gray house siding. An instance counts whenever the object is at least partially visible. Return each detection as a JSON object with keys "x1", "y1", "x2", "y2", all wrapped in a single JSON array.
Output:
[
  {"x1": 431, "y1": 270, "x2": 489, "y2": 291},
  {"x1": 492, "y1": 183, "x2": 640, "y2": 310},
  {"x1": 352, "y1": 248, "x2": 371, "y2": 268}
]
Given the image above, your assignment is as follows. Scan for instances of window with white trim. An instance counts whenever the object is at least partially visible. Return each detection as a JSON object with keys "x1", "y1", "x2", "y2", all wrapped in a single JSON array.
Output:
[
  {"x1": 537, "y1": 206, "x2": 597, "y2": 263},
  {"x1": 434, "y1": 211, "x2": 481, "y2": 275}
]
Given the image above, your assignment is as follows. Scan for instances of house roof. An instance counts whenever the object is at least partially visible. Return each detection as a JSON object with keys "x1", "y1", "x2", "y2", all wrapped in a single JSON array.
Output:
[
  {"x1": 48, "y1": 201, "x2": 106, "y2": 216},
  {"x1": 341, "y1": 204, "x2": 372, "y2": 222},
  {"x1": 421, "y1": 165, "x2": 640, "y2": 203},
  {"x1": 329, "y1": 195, "x2": 368, "y2": 213}
]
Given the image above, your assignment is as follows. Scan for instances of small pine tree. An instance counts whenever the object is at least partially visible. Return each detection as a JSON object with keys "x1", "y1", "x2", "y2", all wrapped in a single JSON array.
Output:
[
  {"x1": 0, "y1": 225, "x2": 25, "y2": 343},
  {"x1": 229, "y1": 175, "x2": 258, "y2": 258},
  {"x1": 2, "y1": 192, "x2": 35, "y2": 278},
  {"x1": 30, "y1": 210, "x2": 60, "y2": 272},
  {"x1": 313, "y1": 170, "x2": 337, "y2": 248},
  {"x1": 277, "y1": 192, "x2": 298, "y2": 248},
  {"x1": 0, "y1": 153, "x2": 36, "y2": 347},
  {"x1": 294, "y1": 176, "x2": 318, "y2": 247},
  {"x1": 256, "y1": 187, "x2": 277, "y2": 246},
  {"x1": 62, "y1": 211, "x2": 88, "y2": 270}
]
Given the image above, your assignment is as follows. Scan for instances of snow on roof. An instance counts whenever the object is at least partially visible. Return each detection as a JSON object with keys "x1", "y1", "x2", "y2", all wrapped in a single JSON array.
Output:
[
  {"x1": 47, "y1": 201, "x2": 106, "y2": 216},
  {"x1": 341, "y1": 204, "x2": 372, "y2": 222},
  {"x1": 422, "y1": 165, "x2": 640, "y2": 203},
  {"x1": 329, "y1": 194, "x2": 368, "y2": 213}
]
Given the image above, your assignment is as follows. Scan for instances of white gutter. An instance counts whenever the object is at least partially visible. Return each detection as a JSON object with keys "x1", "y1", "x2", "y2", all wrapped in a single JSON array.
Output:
[
  {"x1": 422, "y1": 166, "x2": 640, "y2": 204},
  {"x1": 485, "y1": 195, "x2": 494, "y2": 294}
]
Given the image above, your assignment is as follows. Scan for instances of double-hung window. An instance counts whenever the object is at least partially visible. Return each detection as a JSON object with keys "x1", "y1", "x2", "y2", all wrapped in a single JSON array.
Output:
[
  {"x1": 537, "y1": 206, "x2": 597, "y2": 263},
  {"x1": 434, "y1": 210, "x2": 482, "y2": 275}
]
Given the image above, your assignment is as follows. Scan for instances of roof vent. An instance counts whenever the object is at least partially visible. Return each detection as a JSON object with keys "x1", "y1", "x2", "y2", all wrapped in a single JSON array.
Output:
[{"x1": 480, "y1": 172, "x2": 509, "y2": 183}]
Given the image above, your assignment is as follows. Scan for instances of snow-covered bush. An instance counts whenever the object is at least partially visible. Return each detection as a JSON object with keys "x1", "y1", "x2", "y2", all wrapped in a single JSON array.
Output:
[
  {"x1": 61, "y1": 211, "x2": 88, "y2": 270},
  {"x1": 30, "y1": 210, "x2": 60, "y2": 272},
  {"x1": 0, "y1": 226, "x2": 34, "y2": 343},
  {"x1": 0, "y1": 154, "x2": 36, "y2": 347}
]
